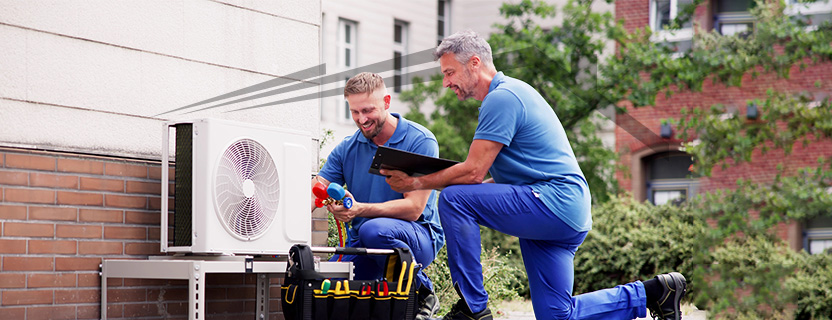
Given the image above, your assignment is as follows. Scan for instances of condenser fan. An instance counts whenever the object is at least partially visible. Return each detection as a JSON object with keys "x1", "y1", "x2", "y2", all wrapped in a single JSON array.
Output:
[{"x1": 214, "y1": 138, "x2": 280, "y2": 241}]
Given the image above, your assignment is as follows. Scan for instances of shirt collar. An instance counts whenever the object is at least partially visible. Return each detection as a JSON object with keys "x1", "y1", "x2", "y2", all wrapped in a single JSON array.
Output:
[
  {"x1": 488, "y1": 71, "x2": 505, "y2": 94},
  {"x1": 356, "y1": 113, "x2": 407, "y2": 146}
]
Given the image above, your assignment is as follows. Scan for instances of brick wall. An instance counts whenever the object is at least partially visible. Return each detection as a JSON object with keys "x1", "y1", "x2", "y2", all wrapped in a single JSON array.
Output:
[
  {"x1": 614, "y1": 0, "x2": 832, "y2": 249},
  {"x1": 615, "y1": 63, "x2": 832, "y2": 193},
  {"x1": 0, "y1": 147, "x2": 327, "y2": 319},
  {"x1": 614, "y1": 0, "x2": 832, "y2": 195}
]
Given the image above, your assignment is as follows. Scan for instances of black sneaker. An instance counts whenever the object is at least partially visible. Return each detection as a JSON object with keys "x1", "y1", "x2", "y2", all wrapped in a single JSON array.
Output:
[
  {"x1": 439, "y1": 299, "x2": 492, "y2": 320},
  {"x1": 647, "y1": 272, "x2": 687, "y2": 320},
  {"x1": 415, "y1": 289, "x2": 440, "y2": 320}
]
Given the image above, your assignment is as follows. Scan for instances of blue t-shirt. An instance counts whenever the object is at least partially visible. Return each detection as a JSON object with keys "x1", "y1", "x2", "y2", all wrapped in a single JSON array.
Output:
[
  {"x1": 474, "y1": 72, "x2": 592, "y2": 232},
  {"x1": 318, "y1": 113, "x2": 445, "y2": 253}
]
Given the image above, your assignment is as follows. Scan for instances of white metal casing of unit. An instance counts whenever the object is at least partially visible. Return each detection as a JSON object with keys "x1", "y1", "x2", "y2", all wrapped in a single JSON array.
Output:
[{"x1": 161, "y1": 118, "x2": 311, "y2": 255}]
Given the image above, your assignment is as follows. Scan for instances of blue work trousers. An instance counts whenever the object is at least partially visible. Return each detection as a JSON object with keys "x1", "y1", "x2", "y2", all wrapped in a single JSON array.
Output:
[
  {"x1": 330, "y1": 217, "x2": 437, "y2": 291},
  {"x1": 438, "y1": 184, "x2": 647, "y2": 320}
]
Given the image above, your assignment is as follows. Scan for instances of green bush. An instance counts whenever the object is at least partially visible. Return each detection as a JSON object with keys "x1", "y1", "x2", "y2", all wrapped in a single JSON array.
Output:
[
  {"x1": 787, "y1": 252, "x2": 832, "y2": 320},
  {"x1": 573, "y1": 196, "x2": 706, "y2": 295},
  {"x1": 479, "y1": 227, "x2": 529, "y2": 297},
  {"x1": 424, "y1": 245, "x2": 521, "y2": 315},
  {"x1": 694, "y1": 236, "x2": 800, "y2": 319},
  {"x1": 575, "y1": 195, "x2": 832, "y2": 318}
]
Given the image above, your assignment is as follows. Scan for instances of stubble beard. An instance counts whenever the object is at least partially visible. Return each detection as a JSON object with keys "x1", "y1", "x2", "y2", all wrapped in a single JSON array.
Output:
[{"x1": 360, "y1": 116, "x2": 386, "y2": 141}]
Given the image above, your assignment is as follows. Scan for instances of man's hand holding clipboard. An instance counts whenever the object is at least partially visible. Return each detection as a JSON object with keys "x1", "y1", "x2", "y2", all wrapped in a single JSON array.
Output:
[{"x1": 369, "y1": 146, "x2": 459, "y2": 177}]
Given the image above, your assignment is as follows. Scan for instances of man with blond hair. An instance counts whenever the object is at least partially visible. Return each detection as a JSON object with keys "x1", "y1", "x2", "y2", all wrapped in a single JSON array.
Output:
[{"x1": 311, "y1": 72, "x2": 444, "y2": 319}]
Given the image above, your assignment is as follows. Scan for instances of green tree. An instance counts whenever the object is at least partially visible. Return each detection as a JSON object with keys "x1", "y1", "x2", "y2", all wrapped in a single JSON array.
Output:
[{"x1": 606, "y1": 0, "x2": 832, "y2": 317}]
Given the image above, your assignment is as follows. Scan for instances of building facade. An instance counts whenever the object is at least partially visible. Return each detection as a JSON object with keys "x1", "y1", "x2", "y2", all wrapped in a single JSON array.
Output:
[
  {"x1": 615, "y1": 0, "x2": 832, "y2": 253},
  {"x1": 0, "y1": 1, "x2": 322, "y2": 319}
]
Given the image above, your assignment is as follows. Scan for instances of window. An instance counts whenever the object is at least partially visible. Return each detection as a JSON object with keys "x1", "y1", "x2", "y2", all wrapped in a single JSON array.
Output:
[
  {"x1": 337, "y1": 19, "x2": 357, "y2": 70},
  {"x1": 715, "y1": 0, "x2": 756, "y2": 36},
  {"x1": 343, "y1": 76, "x2": 351, "y2": 122},
  {"x1": 651, "y1": 0, "x2": 693, "y2": 31},
  {"x1": 805, "y1": 216, "x2": 832, "y2": 254},
  {"x1": 649, "y1": 0, "x2": 693, "y2": 56},
  {"x1": 321, "y1": 13, "x2": 326, "y2": 120},
  {"x1": 644, "y1": 152, "x2": 698, "y2": 205},
  {"x1": 786, "y1": 0, "x2": 832, "y2": 29},
  {"x1": 437, "y1": 0, "x2": 451, "y2": 46},
  {"x1": 337, "y1": 19, "x2": 357, "y2": 123},
  {"x1": 717, "y1": 0, "x2": 754, "y2": 13},
  {"x1": 393, "y1": 20, "x2": 409, "y2": 93}
]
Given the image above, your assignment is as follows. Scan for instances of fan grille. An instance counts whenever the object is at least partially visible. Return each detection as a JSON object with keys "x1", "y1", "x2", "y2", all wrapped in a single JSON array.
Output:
[{"x1": 214, "y1": 139, "x2": 280, "y2": 240}]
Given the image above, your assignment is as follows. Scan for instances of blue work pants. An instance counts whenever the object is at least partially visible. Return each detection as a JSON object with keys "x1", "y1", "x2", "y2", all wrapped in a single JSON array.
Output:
[
  {"x1": 331, "y1": 217, "x2": 437, "y2": 292},
  {"x1": 438, "y1": 184, "x2": 647, "y2": 320}
]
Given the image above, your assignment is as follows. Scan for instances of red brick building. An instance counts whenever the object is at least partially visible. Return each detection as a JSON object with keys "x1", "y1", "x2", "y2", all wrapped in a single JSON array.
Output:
[
  {"x1": 0, "y1": 148, "x2": 333, "y2": 319},
  {"x1": 614, "y1": 0, "x2": 832, "y2": 252}
]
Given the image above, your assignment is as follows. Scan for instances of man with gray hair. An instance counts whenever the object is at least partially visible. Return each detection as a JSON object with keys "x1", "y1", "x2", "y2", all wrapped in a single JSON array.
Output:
[
  {"x1": 384, "y1": 31, "x2": 687, "y2": 320},
  {"x1": 313, "y1": 72, "x2": 444, "y2": 319}
]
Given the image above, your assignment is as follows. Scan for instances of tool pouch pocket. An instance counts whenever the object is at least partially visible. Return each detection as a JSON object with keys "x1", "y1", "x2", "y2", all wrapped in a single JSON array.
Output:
[{"x1": 281, "y1": 244, "x2": 419, "y2": 320}]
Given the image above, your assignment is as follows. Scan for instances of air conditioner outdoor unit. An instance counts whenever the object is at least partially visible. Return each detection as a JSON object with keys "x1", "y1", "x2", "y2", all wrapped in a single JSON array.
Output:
[{"x1": 160, "y1": 118, "x2": 311, "y2": 255}]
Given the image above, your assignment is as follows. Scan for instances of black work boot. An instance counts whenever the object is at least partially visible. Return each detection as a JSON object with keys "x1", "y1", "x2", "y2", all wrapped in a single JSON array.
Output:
[
  {"x1": 437, "y1": 284, "x2": 492, "y2": 320},
  {"x1": 415, "y1": 286, "x2": 440, "y2": 320},
  {"x1": 647, "y1": 272, "x2": 687, "y2": 320},
  {"x1": 440, "y1": 299, "x2": 492, "y2": 320}
]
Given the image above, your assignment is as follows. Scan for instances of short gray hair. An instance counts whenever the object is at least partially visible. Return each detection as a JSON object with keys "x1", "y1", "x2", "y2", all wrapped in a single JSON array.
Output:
[{"x1": 434, "y1": 30, "x2": 494, "y2": 68}]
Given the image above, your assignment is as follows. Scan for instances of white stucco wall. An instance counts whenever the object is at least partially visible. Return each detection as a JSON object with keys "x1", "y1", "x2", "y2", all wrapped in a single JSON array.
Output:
[{"x1": 0, "y1": 0, "x2": 321, "y2": 160}]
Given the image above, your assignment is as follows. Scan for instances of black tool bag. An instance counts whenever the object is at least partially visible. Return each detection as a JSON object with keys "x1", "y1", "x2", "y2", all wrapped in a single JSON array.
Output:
[{"x1": 281, "y1": 244, "x2": 419, "y2": 320}]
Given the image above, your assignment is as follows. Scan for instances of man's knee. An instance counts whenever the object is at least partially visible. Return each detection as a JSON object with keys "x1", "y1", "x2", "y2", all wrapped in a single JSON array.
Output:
[
  {"x1": 356, "y1": 219, "x2": 395, "y2": 244},
  {"x1": 437, "y1": 185, "x2": 465, "y2": 208},
  {"x1": 531, "y1": 294, "x2": 573, "y2": 320},
  {"x1": 552, "y1": 311, "x2": 571, "y2": 320},
  {"x1": 538, "y1": 303, "x2": 571, "y2": 320}
]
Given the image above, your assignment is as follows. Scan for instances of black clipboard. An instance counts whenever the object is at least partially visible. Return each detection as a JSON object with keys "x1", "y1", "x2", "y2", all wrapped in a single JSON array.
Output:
[{"x1": 369, "y1": 146, "x2": 459, "y2": 177}]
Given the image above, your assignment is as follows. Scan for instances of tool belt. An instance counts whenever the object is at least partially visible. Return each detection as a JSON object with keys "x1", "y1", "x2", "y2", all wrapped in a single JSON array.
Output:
[{"x1": 281, "y1": 244, "x2": 419, "y2": 320}]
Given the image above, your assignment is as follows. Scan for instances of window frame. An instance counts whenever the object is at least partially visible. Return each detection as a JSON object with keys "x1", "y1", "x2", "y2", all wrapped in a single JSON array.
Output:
[
  {"x1": 342, "y1": 76, "x2": 352, "y2": 123},
  {"x1": 647, "y1": 179, "x2": 699, "y2": 205},
  {"x1": 785, "y1": 0, "x2": 832, "y2": 30},
  {"x1": 804, "y1": 213, "x2": 832, "y2": 254},
  {"x1": 643, "y1": 151, "x2": 699, "y2": 205},
  {"x1": 786, "y1": 0, "x2": 832, "y2": 15},
  {"x1": 649, "y1": 0, "x2": 694, "y2": 43},
  {"x1": 337, "y1": 18, "x2": 358, "y2": 123},
  {"x1": 393, "y1": 19, "x2": 409, "y2": 93},
  {"x1": 437, "y1": 0, "x2": 451, "y2": 45},
  {"x1": 805, "y1": 227, "x2": 832, "y2": 254},
  {"x1": 649, "y1": 0, "x2": 694, "y2": 58},
  {"x1": 714, "y1": 12, "x2": 755, "y2": 36}
]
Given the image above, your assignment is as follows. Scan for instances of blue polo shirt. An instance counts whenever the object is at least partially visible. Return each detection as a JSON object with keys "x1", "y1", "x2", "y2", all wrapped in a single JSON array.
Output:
[
  {"x1": 474, "y1": 72, "x2": 592, "y2": 232},
  {"x1": 318, "y1": 113, "x2": 445, "y2": 254}
]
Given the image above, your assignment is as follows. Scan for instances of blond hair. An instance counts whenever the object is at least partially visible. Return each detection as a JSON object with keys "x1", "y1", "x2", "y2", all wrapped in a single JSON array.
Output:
[{"x1": 344, "y1": 72, "x2": 387, "y2": 97}]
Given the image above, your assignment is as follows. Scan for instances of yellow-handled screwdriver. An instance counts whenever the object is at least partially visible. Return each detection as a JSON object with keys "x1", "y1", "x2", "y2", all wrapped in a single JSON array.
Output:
[{"x1": 397, "y1": 261, "x2": 407, "y2": 294}]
